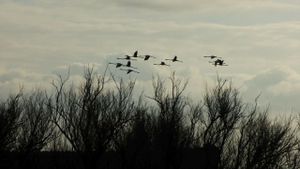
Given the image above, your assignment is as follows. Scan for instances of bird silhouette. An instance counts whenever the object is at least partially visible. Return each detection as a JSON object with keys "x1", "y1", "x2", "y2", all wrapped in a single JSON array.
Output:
[
  {"x1": 125, "y1": 50, "x2": 142, "y2": 58},
  {"x1": 117, "y1": 55, "x2": 137, "y2": 60},
  {"x1": 210, "y1": 59, "x2": 228, "y2": 66},
  {"x1": 109, "y1": 62, "x2": 123, "y2": 68},
  {"x1": 154, "y1": 61, "x2": 170, "y2": 66},
  {"x1": 204, "y1": 55, "x2": 221, "y2": 59},
  {"x1": 165, "y1": 56, "x2": 183, "y2": 62},
  {"x1": 120, "y1": 68, "x2": 140, "y2": 74},
  {"x1": 123, "y1": 61, "x2": 137, "y2": 69},
  {"x1": 143, "y1": 55, "x2": 156, "y2": 61}
]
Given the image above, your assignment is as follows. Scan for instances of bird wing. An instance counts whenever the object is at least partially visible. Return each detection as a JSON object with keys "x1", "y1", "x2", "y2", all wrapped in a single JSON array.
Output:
[{"x1": 134, "y1": 51, "x2": 138, "y2": 57}]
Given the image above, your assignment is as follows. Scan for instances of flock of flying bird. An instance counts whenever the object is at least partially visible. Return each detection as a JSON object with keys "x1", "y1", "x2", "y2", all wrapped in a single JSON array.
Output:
[{"x1": 109, "y1": 51, "x2": 228, "y2": 74}]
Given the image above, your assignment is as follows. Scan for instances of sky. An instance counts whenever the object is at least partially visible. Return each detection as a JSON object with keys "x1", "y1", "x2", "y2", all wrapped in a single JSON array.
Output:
[{"x1": 1, "y1": 0, "x2": 300, "y2": 116}]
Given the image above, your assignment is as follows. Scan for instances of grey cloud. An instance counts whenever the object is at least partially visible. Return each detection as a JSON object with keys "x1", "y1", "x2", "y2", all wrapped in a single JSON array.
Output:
[
  {"x1": 0, "y1": 69, "x2": 55, "y2": 98},
  {"x1": 242, "y1": 66, "x2": 300, "y2": 113},
  {"x1": 108, "y1": 0, "x2": 275, "y2": 12},
  {"x1": 0, "y1": 69, "x2": 53, "y2": 83},
  {"x1": 245, "y1": 68, "x2": 288, "y2": 90},
  {"x1": 3, "y1": 0, "x2": 278, "y2": 13},
  {"x1": 53, "y1": 62, "x2": 102, "y2": 76},
  {"x1": 1, "y1": 0, "x2": 300, "y2": 116},
  {"x1": 0, "y1": 70, "x2": 24, "y2": 83}
]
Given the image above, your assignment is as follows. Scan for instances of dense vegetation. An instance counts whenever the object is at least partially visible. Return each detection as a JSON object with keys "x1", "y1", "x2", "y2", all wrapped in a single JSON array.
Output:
[{"x1": 0, "y1": 68, "x2": 299, "y2": 169}]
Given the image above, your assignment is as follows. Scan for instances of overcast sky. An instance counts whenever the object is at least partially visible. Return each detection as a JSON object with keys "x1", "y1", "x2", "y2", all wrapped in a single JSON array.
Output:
[{"x1": 1, "y1": 0, "x2": 300, "y2": 116}]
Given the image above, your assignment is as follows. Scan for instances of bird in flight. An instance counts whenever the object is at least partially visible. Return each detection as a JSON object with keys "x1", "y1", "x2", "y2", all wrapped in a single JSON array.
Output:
[
  {"x1": 123, "y1": 61, "x2": 137, "y2": 69},
  {"x1": 154, "y1": 61, "x2": 170, "y2": 66},
  {"x1": 165, "y1": 56, "x2": 183, "y2": 62},
  {"x1": 117, "y1": 55, "x2": 137, "y2": 60},
  {"x1": 210, "y1": 59, "x2": 228, "y2": 66},
  {"x1": 203, "y1": 55, "x2": 221, "y2": 59},
  {"x1": 120, "y1": 68, "x2": 140, "y2": 74},
  {"x1": 109, "y1": 62, "x2": 123, "y2": 68},
  {"x1": 125, "y1": 50, "x2": 142, "y2": 58},
  {"x1": 143, "y1": 55, "x2": 156, "y2": 61}
]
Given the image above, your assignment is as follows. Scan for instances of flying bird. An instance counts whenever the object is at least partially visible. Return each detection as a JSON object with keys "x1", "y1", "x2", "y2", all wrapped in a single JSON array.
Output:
[
  {"x1": 143, "y1": 55, "x2": 156, "y2": 61},
  {"x1": 117, "y1": 55, "x2": 137, "y2": 60},
  {"x1": 210, "y1": 59, "x2": 228, "y2": 66},
  {"x1": 125, "y1": 50, "x2": 142, "y2": 58},
  {"x1": 154, "y1": 61, "x2": 170, "y2": 66},
  {"x1": 165, "y1": 56, "x2": 182, "y2": 62},
  {"x1": 120, "y1": 68, "x2": 140, "y2": 74},
  {"x1": 109, "y1": 62, "x2": 123, "y2": 68},
  {"x1": 204, "y1": 55, "x2": 221, "y2": 59},
  {"x1": 123, "y1": 61, "x2": 137, "y2": 69}
]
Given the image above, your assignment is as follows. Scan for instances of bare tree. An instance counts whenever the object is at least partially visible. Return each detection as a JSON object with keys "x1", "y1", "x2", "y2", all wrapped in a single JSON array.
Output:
[
  {"x1": 0, "y1": 93, "x2": 22, "y2": 152},
  {"x1": 52, "y1": 68, "x2": 136, "y2": 168},
  {"x1": 147, "y1": 72, "x2": 192, "y2": 169},
  {"x1": 112, "y1": 96, "x2": 154, "y2": 169},
  {"x1": 202, "y1": 78, "x2": 244, "y2": 144},
  {"x1": 1, "y1": 69, "x2": 300, "y2": 169},
  {"x1": 193, "y1": 78, "x2": 245, "y2": 168},
  {"x1": 16, "y1": 90, "x2": 57, "y2": 153},
  {"x1": 228, "y1": 110, "x2": 298, "y2": 169},
  {"x1": 184, "y1": 101, "x2": 204, "y2": 147}
]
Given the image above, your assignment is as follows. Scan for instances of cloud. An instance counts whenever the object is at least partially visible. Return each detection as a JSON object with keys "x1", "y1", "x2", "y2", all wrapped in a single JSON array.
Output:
[
  {"x1": 53, "y1": 62, "x2": 104, "y2": 77},
  {"x1": 242, "y1": 66, "x2": 300, "y2": 113},
  {"x1": 108, "y1": 0, "x2": 284, "y2": 12},
  {"x1": 1, "y1": 0, "x2": 300, "y2": 116},
  {"x1": 0, "y1": 68, "x2": 55, "y2": 98}
]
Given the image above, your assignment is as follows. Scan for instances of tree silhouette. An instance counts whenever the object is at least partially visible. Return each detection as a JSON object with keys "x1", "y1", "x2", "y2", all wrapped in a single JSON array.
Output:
[
  {"x1": 12, "y1": 90, "x2": 57, "y2": 168},
  {"x1": 148, "y1": 73, "x2": 194, "y2": 169},
  {"x1": 229, "y1": 111, "x2": 298, "y2": 169},
  {"x1": 196, "y1": 78, "x2": 245, "y2": 168},
  {"x1": 113, "y1": 98, "x2": 153, "y2": 169},
  {"x1": 17, "y1": 90, "x2": 57, "y2": 153},
  {"x1": 0, "y1": 93, "x2": 22, "y2": 152},
  {"x1": 0, "y1": 70, "x2": 300, "y2": 169},
  {"x1": 52, "y1": 68, "x2": 135, "y2": 168}
]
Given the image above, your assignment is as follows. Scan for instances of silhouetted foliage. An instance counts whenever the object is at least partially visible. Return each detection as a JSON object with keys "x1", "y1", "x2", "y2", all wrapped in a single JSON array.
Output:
[
  {"x1": 113, "y1": 99, "x2": 153, "y2": 169},
  {"x1": 148, "y1": 73, "x2": 195, "y2": 169},
  {"x1": 0, "y1": 69, "x2": 300, "y2": 169},
  {"x1": 17, "y1": 90, "x2": 57, "y2": 153},
  {"x1": 0, "y1": 93, "x2": 22, "y2": 152},
  {"x1": 227, "y1": 111, "x2": 298, "y2": 169},
  {"x1": 201, "y1": 79, "x2": 245, "y2": 168},
  {"x1": 51, "y1": 68, "x2": 136, "y2": 168}
]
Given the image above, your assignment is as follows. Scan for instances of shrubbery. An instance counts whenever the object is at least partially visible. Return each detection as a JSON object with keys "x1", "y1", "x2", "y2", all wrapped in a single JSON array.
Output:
[{"x1": 0, "y1": 68, "x2": 299, "y2": 169}]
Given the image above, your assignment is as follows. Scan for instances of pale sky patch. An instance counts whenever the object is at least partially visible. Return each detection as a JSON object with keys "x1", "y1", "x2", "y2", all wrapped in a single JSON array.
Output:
[{"x1": 1, "y1": 0, "x2": 300, "y2": 115}]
